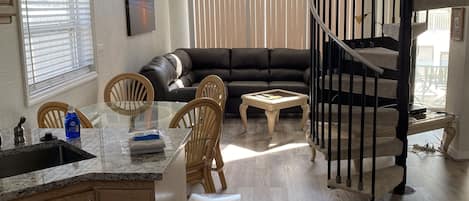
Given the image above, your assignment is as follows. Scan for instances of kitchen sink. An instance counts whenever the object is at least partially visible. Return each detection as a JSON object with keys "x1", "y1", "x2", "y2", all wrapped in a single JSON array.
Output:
[{"x1": 0, "y1": 141, "x2": 95, "y2": 179}]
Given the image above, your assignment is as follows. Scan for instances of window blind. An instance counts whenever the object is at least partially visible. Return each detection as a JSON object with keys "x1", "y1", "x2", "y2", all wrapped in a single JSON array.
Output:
[
  {"x1": 20, "y1": 0, "x2": 94, "y2": 96},
  {"x1": 191, "y1": 0, "x2": 310, "y2": 49}
]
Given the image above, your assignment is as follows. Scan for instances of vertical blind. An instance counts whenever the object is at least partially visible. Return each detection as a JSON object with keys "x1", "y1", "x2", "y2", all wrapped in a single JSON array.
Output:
[
  {"x1": 21, "y1": 0, "x2": 94, "y2": 96},
  {"x1": 191, "y1": 0, "x2": 310, "y2": 49}
]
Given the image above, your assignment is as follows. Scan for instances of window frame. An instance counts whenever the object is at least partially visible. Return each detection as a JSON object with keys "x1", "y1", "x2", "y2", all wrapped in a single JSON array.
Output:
[{"x1": 17, "y1": 0, "x2": 98, "y2": 106}]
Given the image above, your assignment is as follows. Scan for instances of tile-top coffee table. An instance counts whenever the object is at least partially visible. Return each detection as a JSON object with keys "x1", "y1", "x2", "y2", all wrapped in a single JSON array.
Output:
[{"x1": 240, "y1": 89, "x2": 309, "y2": 135}]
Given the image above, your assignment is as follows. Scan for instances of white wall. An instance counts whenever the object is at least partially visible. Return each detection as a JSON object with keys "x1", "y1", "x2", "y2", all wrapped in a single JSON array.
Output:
[
  {"x1": 445, "y1": 7, "x2": 469, "y2": 159},
  {"x1": 168, "y1": 0, "x2": 191, "y2": 49},
  {"x1": 0, "y1": 0, "x2": 172, "y2": 129}
]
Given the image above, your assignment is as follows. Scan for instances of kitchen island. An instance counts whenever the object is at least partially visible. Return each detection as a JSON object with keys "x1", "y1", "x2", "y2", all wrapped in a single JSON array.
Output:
[{"x1": 0, "y1": 128, "x2": 190, "y2": 201}]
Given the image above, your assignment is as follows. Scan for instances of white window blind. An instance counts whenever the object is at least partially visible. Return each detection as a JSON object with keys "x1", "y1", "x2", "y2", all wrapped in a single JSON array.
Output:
[
  {"x1": 20, "y1": 0, "x2": 94, "y2": 97},
  {"x1": 191, "y1": 0, "x2": 310, "y2": 49}
]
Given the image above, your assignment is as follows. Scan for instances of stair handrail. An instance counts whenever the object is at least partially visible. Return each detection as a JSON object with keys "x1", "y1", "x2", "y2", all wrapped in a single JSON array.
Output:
[{"x1": 309, "y1": 3, "x2": 384, "y2": 75}]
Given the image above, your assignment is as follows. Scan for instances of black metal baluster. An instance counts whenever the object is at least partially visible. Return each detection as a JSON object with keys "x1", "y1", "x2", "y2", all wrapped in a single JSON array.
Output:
[
  {"x1": 382, "y1": 0, "x2": 385, "y2": 37},
  {"x1": 358, "y1": 65, "x2": 367, "y2": 191},
  {"x1": 336, "y1": 47, "x2": 343, "y2": 184},
  {"x1": 352, "y1": 0, "x2": 356, "y2": 39},
  {"x1": 322, "y1": 0, "x2": 325, "y2": 20},
  {"x1": 347, "y1": 58, "x2": 354, "y2": 187},
  {"x1": 361, "y1": 0, "x2": 365, "y2": 39},
  {"x1": 316, "y1": 7, "x2": 321, "y2": 145},
  {"x1": 328, "y1": 0, "x2": 332, "y2": 30},
  {"x1": 344, "y1": 0, "x2": 348, "y2": 40},
  {"x1": 371, "y1": 73, "x2": 379, "y2": 201},
  {"x1": 336, "y1": 0, "x2": 339, "y2": 36},
  {"x1": 321, "y1": 32, "x2": 326, "y2": 149},
  {"x1": 392, "y1": 0, "x2": 396, "y2": 23},
  {"x1": 327, "y1": 39, "x2": 333, "y2": 180},
  {"x1": 311, "y1": 11, "x2": 316, "y2": 144}
]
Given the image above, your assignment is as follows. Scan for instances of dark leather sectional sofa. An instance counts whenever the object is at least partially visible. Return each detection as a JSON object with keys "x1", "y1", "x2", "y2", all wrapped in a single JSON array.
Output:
[{"x1": 139, "y1": 48, "x2": 310, "y2": 114}]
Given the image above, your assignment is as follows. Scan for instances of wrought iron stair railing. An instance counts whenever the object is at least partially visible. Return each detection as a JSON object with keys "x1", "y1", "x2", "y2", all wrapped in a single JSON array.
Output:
[{"x1": 309, "y1": 0, "x2": 412, "y2": 200}]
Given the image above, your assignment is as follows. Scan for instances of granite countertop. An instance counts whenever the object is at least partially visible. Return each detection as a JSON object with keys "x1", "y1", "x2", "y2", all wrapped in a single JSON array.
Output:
[{"x1": 0, "y1": 128, "x2": 190, "y2": 201}]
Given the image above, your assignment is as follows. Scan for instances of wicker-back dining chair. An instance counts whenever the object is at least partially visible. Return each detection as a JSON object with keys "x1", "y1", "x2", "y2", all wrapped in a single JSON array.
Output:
[
  {"x1": 104, "y1": 73, "x2": 155, "y2": 103},
  {"x1": 169, "y1": 98, "x2": 223, "y2": 193},
  {"x1": 195, "y1": 75, "x2": 228, "y2": 190},
  {"x1": 37, "y1": 101, "x2": 93, "y2": 128}
]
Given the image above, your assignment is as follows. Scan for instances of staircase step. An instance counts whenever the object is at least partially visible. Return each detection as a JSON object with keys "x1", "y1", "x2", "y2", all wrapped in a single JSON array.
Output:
[
  {"x1": 353, "y1": 47, "x2": 399, "y2": 71},
  {"x1": 312, "y1": 124, "x2": 403, "y2": 160},
  {"x1": 317, "y1": 104, "x2": 398, "y2": 128},
  {"x1": 328, "y1": 166, "x2": 404, "y2": 200},
  {"x1": 383, "y1": 22, "x2": 427, "y2": 41},
  {"x1": 320, "y1": 74, "x2": 398, "y2": 99},
  {"x1": 414, "y1": 0, "x2": 469, "y2": 11}
]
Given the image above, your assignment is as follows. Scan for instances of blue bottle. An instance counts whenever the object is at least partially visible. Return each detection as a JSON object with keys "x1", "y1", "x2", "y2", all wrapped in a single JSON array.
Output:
[{"x1": 64, "y1": 106, "x2": 80, "y2": 139}]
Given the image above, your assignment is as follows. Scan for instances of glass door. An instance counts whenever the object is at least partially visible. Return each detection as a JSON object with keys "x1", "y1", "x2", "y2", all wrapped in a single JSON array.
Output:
[{"x1": 414, "y1": 8, "x2": 451, "y2": 109}]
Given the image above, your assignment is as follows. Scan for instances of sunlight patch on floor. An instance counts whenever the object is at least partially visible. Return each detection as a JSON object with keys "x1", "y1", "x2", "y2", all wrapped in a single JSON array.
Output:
[{"x1": 222, "y1": 143, "x2": 309, "y2": 163}]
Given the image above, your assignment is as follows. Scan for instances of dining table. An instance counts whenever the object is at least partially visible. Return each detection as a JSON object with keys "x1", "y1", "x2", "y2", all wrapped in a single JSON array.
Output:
[{"x1": 79, "y1": 101, "x2": 187, "y2": 130}]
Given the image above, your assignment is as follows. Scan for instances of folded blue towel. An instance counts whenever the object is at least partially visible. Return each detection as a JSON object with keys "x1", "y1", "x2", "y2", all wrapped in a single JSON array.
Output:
[
  {"x1": 129, "y1": 130, "x2": 166, "y2": 155},
  {"x1": 133, "y1": 134, "x2": 160, "y2": 141}
]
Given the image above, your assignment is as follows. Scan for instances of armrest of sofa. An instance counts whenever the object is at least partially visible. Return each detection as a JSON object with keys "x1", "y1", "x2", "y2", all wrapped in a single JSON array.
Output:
[
  {"x1": 139, "y1": 57, "x2": 177, "y2": 100},
  {"x1": 304, "y1": 67, "x2": 311, "y2": 85}
]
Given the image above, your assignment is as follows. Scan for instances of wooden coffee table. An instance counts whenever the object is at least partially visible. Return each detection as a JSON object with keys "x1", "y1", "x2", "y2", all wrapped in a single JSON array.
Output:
[{"x1": 240, "y1": 89, "x2": 309, "y2": 135}]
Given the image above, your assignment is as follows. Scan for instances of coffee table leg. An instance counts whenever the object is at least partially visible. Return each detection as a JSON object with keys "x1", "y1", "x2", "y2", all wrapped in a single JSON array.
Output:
[
  {"x1": 240, "y1": 103, "x2": 248, "y2": 130},
  {"x1": 301, "y1": 104, "x2": 310, "y2": 129},
  {"x1": 443, "y1": 124, "x2": 456, "y2": 153},
  {"x1": 265, "y1": 110, "x2": 279, "y2": 135},
  {"x1": 276, "y1": 111, "x2": 280, "y2": 123}
]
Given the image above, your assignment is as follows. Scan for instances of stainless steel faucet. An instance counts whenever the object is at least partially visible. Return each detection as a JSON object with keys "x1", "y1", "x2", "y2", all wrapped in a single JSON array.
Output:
[{"x1": 14, "y1": 117, "x2": 26, "y2": 145}]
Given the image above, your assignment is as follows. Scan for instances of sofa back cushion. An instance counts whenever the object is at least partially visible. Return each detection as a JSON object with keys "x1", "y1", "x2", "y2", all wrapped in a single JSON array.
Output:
[
  {"x1": 269, "y1": 48, "x2": 310, "y2": 81},
  {"x1": 180, "y1": 48, "x2": 231, "y2": 82},
  {"x1": 230, "y1": 48, "x2": 269, "y2": 81}
]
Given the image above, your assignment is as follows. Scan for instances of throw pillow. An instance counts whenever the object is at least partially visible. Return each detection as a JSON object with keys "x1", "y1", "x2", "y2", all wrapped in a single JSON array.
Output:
[{"x1": 168, "y1": 54, "x2": 183, "y2": 78}]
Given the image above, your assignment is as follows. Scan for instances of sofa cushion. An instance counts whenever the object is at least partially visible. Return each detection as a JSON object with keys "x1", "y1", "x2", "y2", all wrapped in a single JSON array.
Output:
[
  {"x1": 231, "y1": 69, "x2": 270, "y2": 81},
  {"x1": 269, "y1": 81, "x2": 309, "y2": 94},
  {"x1": 180, "y1": 48, "x2": 230, "y2": 69},
  {"x1": 270, "y1": 48, "x2": 310, "y2": 69},
  {"x1": 167, "y1": 87, "x2": 197, "y2": 102},
  {"x1": 230, "y1": 48, "x2": 269, "y2": 81},
  {"x1": 141, "y1": 56, "x2": 177, "y2": 86},
  {"x1": 231, "y1": 48, "x2": 269, "y2": 69},
  {"x1": 192, "y1": 69, "x2": 231, "y2": 82},
  {"x1": 270, "y1": 69, "x2": 305, "y2": 81},
  {"x1": 227, "y1": 81, "x2": 269, "y2": 97}
]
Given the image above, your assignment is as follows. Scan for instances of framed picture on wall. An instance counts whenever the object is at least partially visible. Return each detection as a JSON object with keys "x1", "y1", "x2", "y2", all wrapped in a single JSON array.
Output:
[
  {"x1": 451, "y1": 8, "x2": 465, "y2": 41},
  {"x1": 125, "y1": 0, "x2": 156, "y2": 36}
]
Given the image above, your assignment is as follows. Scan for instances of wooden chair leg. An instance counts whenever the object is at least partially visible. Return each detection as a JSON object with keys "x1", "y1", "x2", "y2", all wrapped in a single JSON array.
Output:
[
  {"x1": 204, "y1": 168, "x2": 216, "y2": 193},
  {"x1": 213, "y1": 144, "x2": 227, "y2": 190},
  {"x1": 310, "y1": 145, "x2": 316, "y2": 162}
]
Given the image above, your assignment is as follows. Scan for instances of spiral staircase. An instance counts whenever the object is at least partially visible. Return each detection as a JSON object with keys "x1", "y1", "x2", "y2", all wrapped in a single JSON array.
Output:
[{"x1": 308, "y1": 0, "x2": 469, "y2": 200}]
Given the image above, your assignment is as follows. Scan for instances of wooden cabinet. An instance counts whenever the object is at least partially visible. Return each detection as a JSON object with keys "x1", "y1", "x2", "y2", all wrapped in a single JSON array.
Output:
[
  {"x1": 15, "y1": 181, "x2": 155, "y2": 201},
  {"x1": 95, "y1": 189, "x2": 153, "y2": 201},
  {"x1": 48, "y1": 191, "x2": 95, "y2": 201}
]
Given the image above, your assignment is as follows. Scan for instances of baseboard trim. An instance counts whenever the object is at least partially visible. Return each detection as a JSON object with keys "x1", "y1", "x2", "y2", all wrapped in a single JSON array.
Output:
[{"x1": 448, "y1": 146, "x2": 469, "y2": 160}]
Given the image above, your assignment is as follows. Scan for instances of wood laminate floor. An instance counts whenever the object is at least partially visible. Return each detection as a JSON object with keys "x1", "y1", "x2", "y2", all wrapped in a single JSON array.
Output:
[{"x1": 190, "y1": 117, "x2": 469, "y2": 201}]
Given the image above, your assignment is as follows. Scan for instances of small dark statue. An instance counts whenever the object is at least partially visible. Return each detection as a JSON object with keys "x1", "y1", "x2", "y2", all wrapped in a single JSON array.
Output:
[{"x1": 14, "y1": 117, "x2": 26, "y2": 145}]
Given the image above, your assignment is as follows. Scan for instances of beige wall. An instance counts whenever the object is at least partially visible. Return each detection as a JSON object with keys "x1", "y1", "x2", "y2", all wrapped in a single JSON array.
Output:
[
  {"x1": 169, "y1": 0, "x2": 191, "y2": 49},
  {"x1": 0, "y1": 0, "x2": 172, "y2": 129},
  {"x1": 446, "y1": 7, "x2": 469, "y2": 159}
]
